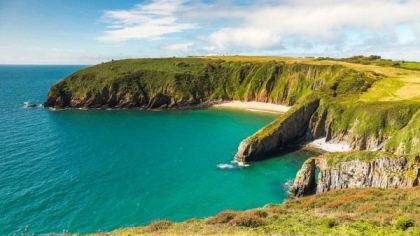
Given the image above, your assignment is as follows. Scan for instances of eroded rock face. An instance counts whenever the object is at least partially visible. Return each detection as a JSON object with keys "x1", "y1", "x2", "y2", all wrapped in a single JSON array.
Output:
[
  {"x1": 43, "y1": 87, "x2": 206, "y2": 110},
  {"x1": 289, "y1": 154, "x2": 419, "y2": 197},
  {"x1": 234, "y1": 98, "x2": 320, "y2": 163},
  {"x1": 316, "y1": 157, "x2": 419, "y2": 192},
  {"x1": 288, "y1": 159, "x2": 316, "y2": 197}
]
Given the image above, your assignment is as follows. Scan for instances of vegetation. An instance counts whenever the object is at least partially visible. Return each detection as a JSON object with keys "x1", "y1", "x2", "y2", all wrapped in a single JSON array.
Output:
[
  {"x1": 385, "y1": 110, "x2": 420, "y2": 155},
  {"x1": 104, "y1": 188, "x2": 420, "y2": 235},
  {"x1": 318, "y1": 55, "x2": 420, "y2": 71},
  {"x1": 45, "y1": 57, "x2": 380, "y2": 108}
]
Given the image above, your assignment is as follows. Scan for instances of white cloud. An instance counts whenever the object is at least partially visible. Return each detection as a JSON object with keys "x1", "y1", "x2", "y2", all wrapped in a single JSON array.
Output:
[
  {"x1": 162, "y1": 42, "x2": 193, "y2": 51},
  {"x1": 97, "y1": 0, "x2": 197, "y2": 42},
  {"x1": 205, "y1": 0, "x2": 420, "y2": 51}
]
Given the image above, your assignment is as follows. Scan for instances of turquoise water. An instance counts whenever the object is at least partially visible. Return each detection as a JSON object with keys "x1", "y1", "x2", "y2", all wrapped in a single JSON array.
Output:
[{"x1": 0, "y1": 65, "x2": 310, "y2": 235}]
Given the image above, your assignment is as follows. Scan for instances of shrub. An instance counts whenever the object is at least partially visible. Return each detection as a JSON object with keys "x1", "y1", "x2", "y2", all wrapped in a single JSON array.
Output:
[
  {"x1": 147, "y1": 220, "x2": 173, "y2": 231},
  {"x1": 230, "y1": 213, "x2": 265, "y2": 228},
  {"x1": 249, "y1": 209, "x2": 268, "y2": 218},
  {"x1": 322, "y1": 217, "x2": 338, "y2": 228},
  {"x1": 395, "y1": 217, "x2": 415, "y2": 231},
  {"x1": 206, "y1": 210, "x2": 238, "y2": 224}
]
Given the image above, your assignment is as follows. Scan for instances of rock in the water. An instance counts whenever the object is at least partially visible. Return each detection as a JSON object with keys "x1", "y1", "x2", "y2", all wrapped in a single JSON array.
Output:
[{"x1": 289, "y1": 159, "x2": 316, "y2": 197}]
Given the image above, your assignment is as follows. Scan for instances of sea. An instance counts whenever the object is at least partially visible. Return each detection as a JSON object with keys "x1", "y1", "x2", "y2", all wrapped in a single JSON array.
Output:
[{"x1": 0, "y1": 65, "x2": 311, "y2": 235}]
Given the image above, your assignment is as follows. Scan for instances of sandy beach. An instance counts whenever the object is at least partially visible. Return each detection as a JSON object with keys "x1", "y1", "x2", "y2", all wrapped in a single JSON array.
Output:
[
  {"x1": 306, "y1": 137, "x2": 352, "y2": 152},
  {"x1": 213, "y1": 101, "x2": 290, "y2": 113}
]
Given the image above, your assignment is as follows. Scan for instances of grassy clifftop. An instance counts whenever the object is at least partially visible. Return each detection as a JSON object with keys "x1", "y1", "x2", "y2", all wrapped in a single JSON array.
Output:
[
  {"x1": 44, "y1": 57, "x2": 378, "y2": 108},
  {"x1": 104, "y1": 187, "x2": 420, "y2": 235}
]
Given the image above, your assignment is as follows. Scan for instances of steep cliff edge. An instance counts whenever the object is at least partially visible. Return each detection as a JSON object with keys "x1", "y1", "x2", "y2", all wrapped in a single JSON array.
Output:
[
  {"x1": 234, "y1": 96, "x2": 320, "y2": 163},
  {"x1": 43, "y1": 58, "x2": 372, "y2": 109},
  {"x1": 290, "y1": 151, "x2": 419, "y2": 197}
]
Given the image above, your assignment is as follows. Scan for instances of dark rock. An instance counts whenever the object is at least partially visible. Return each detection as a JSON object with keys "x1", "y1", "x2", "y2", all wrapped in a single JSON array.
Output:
[{"x1": 147, "y1": 93, "x2": 171, "y2": 109}]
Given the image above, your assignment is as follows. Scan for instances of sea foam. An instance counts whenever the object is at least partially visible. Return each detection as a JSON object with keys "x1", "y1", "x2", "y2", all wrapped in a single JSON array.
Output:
[{"x1": 216, "y1": 163, "x2": 236, "y2": 169}]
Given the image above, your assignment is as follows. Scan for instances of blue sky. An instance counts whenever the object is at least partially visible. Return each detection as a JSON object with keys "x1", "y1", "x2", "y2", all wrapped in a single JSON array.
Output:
[{"x1": 1, "y1": 0, "x2": 420, "y2": 64}]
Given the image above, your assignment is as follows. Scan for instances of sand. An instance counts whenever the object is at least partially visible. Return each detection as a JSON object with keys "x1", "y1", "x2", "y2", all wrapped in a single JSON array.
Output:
[
  {"x1": 213, "y1": 101, "x2": 290, "y2": 113},
  {"x1": 306, "y1": 137, "x2": 353, "y2": 152}
]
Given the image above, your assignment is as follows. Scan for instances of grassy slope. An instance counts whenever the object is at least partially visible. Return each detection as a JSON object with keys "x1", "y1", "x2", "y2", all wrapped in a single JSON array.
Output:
[
  {"x1": 105, "y1": 188, "x2": 420, "y2": 236},
  {"x1": 225, "y1": 56, "x2": 420, "y2": 155},
  {"x1": 49, "y1": 57, "x2": 375, "y2": 107}
]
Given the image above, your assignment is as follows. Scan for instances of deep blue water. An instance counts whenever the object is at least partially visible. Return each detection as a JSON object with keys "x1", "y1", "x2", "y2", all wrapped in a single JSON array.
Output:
[{"x1": 0, "y1": 65, "x2": 310, "y2": 235}]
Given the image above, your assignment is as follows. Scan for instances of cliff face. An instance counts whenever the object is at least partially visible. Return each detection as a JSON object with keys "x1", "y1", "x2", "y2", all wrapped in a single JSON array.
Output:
[
  {"x1": 289, "y1": 152, "x2": 419, "y2": 197},
  {"x1": 236, "y1": 99, "x2": 420, "y2": 163},
  {"x1": 234, "y1": 97, "x2": 320, "y2": 163},
  {"x1": 308, "y1": 101, "x2": 420, "y2": 152},
  {"x1": 43, "y1": 58, "x2": 369, "y2": 109}
]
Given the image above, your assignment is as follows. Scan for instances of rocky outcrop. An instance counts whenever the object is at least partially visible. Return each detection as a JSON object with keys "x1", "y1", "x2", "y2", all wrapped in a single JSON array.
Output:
[
  {"x1": 288, "y1": 159, "x2": 316, "y2": 197},
  {"x1": 289, "y1": 152, "x2": 419, "y2": 197},
  {"x1": 234, "y1": 97, "x2": 320, "y2": 163},
  {"x1": 43, "y1": 82, "x2": 211, "y2": 110}
]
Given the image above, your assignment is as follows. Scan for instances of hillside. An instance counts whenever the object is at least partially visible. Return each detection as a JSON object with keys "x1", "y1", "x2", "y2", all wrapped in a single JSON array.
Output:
[
  {"x1": 103, "y1": 187, "x2": 420, "y2": 235},
  {"x1": 44, "y1": 57, "x2": 377, "y2": 108}
]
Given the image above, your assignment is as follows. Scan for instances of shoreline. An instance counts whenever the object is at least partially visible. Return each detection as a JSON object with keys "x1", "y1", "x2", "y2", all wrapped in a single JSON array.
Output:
[
  {"x1": 305, "y1": 137, "x2": 352, "y2": 152},
  {"x1": 212, "y1": 101, "x2": 290, "y2": 113},
  {"x1": 41, "y1": 100, "x2": 291, "y2": 114}
]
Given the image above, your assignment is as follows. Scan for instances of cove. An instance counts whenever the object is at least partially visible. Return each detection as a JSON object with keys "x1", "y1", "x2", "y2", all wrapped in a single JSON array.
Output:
[{"x1": 0, "y1": 66, "x2": 311, "y2": 234}]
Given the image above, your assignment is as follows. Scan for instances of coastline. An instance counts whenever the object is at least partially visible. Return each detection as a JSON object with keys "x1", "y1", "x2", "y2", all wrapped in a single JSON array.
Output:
[
  {"x1": 305, "y1": 137, "x2": 353, "y2": 152},
  {"x1": 212, "y1": 101, "x2": 290, "y2": 114}
]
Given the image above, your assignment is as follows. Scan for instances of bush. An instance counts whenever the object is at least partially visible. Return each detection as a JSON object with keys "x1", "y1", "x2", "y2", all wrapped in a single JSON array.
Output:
[
  {"x1": 206, "y1": 210, "x2": 238, "y2": 224},
  {"x1": 249, "y1": 209, "x2": 268, "y2": 218},
  {"x1": 230, "y1": 213, "x2": 264, "y2": 228},
  {"x1": 395, "y1": 217, "x2": 415, "y2": 231},
  {"x1": 147, "y1": 220, "x2": 173, "y2": 231},
  {"x1": 322, "y1": 217, "x2": 338, "y2": 228}
]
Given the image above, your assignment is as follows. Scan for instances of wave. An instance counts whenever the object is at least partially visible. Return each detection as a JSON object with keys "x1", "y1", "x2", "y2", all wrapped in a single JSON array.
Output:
[
  {"x1": 282, "y1": 179, "x2": 294, "y2": 191},
  {"x1": 23, "y1": 101, "x2": 43, "y2": 109},
  {"x1": 216, "y1": 163, "x2": 236, "y2": 169},
  {"x1": 217, "y1": 160, "x2": 251, "y2": 169}
]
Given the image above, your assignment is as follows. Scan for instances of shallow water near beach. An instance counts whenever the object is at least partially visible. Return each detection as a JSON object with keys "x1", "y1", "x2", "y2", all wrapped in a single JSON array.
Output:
[{"x1": 0, "y1": 65, "x2": 311, "y2": 234}]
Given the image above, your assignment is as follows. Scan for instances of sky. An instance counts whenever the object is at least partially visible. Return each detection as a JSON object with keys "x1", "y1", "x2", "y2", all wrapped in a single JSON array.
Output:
[{"x1": 1, "y1": 0, "x2": 420, "y2": 64}]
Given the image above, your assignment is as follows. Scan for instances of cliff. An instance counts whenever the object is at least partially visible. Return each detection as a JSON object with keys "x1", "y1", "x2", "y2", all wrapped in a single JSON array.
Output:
[
  {"x1": 234, "y1": 96, "x2": 320, "y2": 163},
  {"x1": 44, "y1": 58, "x2": 374, "y2": 109},
  {"x1": 289, "y1": 151, "x2": 419, "y2": 197}
]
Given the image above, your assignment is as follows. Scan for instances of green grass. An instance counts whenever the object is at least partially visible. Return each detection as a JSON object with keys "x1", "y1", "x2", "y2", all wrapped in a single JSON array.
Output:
[
  {"x1": 359, "y1": 76, "x2": 405, "y2": 102},
  {"x1": 400, "y1": 61, "x2": 420, "y2": 70},
  {"x1": 318, "y1": 55, "x2": 420, "y2": 71},
  {"x1": 385, "y1": 110, "x2": 420, "y2": 156},
  {"x1": 47, "y1": 57, "x2": 379, "y2": 107},
  {"x1": 103, "y1": 188, "x2": 420, "y2": 235}
]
